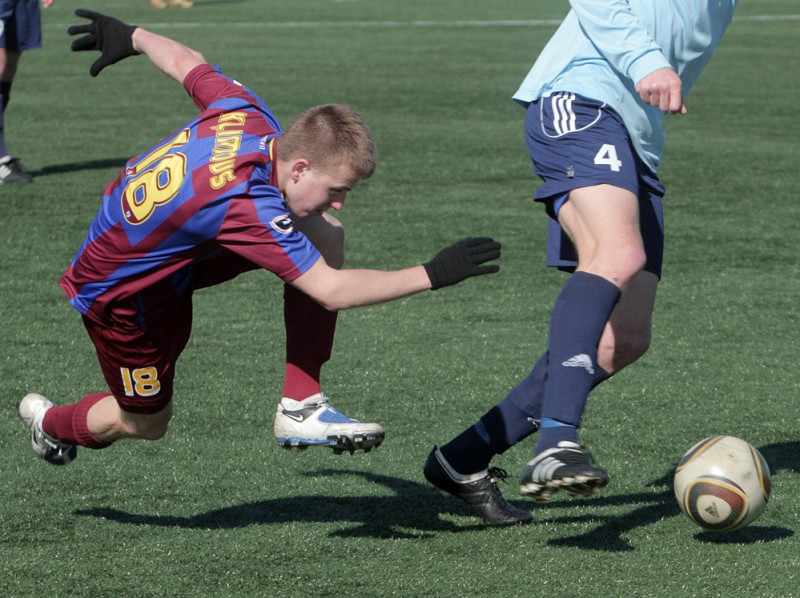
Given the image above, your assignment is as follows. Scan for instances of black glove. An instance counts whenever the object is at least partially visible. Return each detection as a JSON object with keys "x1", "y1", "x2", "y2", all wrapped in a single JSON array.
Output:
[
  {"x1": 423, "y1": 237, "x2": 501, "y2": 290},
  {"x1": 68, "y1": 9, "x2": 140, "y2": 77}
]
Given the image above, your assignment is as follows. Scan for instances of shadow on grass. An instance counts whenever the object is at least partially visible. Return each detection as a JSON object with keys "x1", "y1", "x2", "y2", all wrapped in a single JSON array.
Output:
[
  {"x1": 543, "y1": 440, "x2": 797, "y2": 551},
  {"x1": 73, "y1": 441, "x2": 798, "y2": 549},
  {"x1": 75, "y1": 469, "x2": 498, "y2": 540},
  {"x1": 27, "y1": 158, "x2": 129, "y2": 178},
  {"x1": 541, "y1": 489, "x2": 793, "y2": 551}
]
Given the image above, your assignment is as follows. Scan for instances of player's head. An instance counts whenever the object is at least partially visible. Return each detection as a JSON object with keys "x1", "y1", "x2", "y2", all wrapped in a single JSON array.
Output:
[{"x1": 280, "y1": 104, "x2": 377, "y2": 180}]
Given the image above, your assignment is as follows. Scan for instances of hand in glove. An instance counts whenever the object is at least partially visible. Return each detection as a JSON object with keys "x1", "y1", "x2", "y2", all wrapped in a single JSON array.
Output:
[
  {"x1": 68, "y1": 9, "x2": 140, "y2": 77},
  {"x1": 423, "y1": 237, "x2": 501, "y2": 290}
]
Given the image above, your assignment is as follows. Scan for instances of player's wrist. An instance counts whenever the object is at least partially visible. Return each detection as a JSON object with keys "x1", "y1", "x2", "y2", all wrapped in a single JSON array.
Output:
[{"x1": 130, "y1": 27, "x2": 145, "y2": 54}]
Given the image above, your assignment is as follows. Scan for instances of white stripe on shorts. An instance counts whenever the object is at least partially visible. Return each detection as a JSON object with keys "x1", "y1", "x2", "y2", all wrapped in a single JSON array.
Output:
[{"x1": 552, "y1": 92, "x2": 577, "y2": 136}]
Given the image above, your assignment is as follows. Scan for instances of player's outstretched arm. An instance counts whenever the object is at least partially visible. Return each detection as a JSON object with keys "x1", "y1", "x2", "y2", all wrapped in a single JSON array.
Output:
[
  {"x1": 131, "y1": 28, "x2": 207, "y2": 84},
  {"x1": 68, "y1": 9, "x2": 205, "y2": 83},
  {"x1": 291, "y1": 237, "x2": 501, "y2": 311}
]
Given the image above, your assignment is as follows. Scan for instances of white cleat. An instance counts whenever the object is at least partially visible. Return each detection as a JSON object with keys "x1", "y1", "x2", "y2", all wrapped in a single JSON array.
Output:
[
  {"x1": 274, "y1": 393, "x2": 385, "y2": 454},
  {"x1": 18, "y1": 393, "x2": 77, "y2": 466}
]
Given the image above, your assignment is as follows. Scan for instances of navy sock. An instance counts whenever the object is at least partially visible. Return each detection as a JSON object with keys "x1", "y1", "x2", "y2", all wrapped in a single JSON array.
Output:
[
  {"x1": 504, "y1": 353, "x2": 547, "y2": 429},
  {"x1": 440, "y1": 345, "x2": 613, "y2": 471},
  {"x1": 504, "y1": 352, "x2": 610, "y2": 432},
  {"x1": 439, "y1": 355, "x2": 549, "y2": 474},
  {"x1": 438, "y1": 427, "x2": 494, "y2": 475},
  {"x1": 0, "y1": 81, "x2": 10, "y2": 157},
  {"x1": 0, "y1": 80, "x2": 10, "y2": 110},
  {"x1": 535, "y1": 272, "x2": 620, "y2": 454},
  {"x1": 536, "y1": 418, "x2": 578, "y2": 448}
]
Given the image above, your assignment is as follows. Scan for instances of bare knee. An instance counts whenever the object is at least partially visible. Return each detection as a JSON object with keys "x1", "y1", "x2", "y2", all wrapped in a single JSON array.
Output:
[
  {"x1": 133, "y1": 419, "x2": 171, "y2": 441},
  {"x1": 599, "y1": 246, "x2": 647, "y2": 290},
  {"x1": 319, "y1": 220, "x2": 345, "y2": 269},
  {"x1": 120, "y1": 402, "x2": 173, "y2": 440},
  {"x1": 620, "y1": 247, "x2": 647, "y2": 287},
  {"x1": 294, "y1": 213, "x2": 345, "y2": 269}
]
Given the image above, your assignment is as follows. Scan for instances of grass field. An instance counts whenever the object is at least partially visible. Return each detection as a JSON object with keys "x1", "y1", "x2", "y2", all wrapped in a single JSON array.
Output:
[{"x1": 1, "y1": 1, "x2": 798, "y2": 596}]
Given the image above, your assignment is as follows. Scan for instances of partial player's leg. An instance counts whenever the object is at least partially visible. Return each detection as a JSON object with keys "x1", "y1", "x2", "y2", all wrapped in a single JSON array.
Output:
[
  {"x1": 519, "y1": 183, "x2": 643, "y2": 501},
  {"x1": 0, "y1": 0, "x2": 41, "y2": 183},
  {"x1": 18, "y1": 289, "x2": 188, "y2": 464},
  {"x1": 275, "y1": 213, "x2": 384, "y2": 453},
  {"x1": 0, "y1": 50, "x2": 31, "y2": 183},
  {"x1": 598, "y1": 269, "x2": 658, "y2": 373},
  {"x1": 515, "y1": 93, "x2": 661, "y2": 502}
]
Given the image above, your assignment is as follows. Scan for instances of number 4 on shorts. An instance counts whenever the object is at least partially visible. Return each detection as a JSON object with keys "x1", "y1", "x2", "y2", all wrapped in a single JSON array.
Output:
[{"x1": 594, "y1": 143, "x2": 622, "y2": 172}]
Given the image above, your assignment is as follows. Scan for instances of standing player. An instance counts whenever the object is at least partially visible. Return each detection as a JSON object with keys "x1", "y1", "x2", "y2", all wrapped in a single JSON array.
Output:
[
  {"x1": 17, "y1": 10, "x2": 501, "y2": 466},
  {"x1": 424, "y1": 0, "x2": 738, "y2": 524},
  {"x1": 0, "y1": 0, "x2": 56, "y2": 184}
]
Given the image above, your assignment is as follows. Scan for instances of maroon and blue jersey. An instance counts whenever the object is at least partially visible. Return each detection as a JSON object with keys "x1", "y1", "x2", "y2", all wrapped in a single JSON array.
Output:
[{"x1": 60, "y1": 64, "x2": 321, "y2": 323}]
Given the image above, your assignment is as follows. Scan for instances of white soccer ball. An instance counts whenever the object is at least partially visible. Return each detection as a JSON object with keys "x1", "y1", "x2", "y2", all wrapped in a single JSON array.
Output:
[{"x1": 674, "y1": 435, "x2": 771, "y2": 532}]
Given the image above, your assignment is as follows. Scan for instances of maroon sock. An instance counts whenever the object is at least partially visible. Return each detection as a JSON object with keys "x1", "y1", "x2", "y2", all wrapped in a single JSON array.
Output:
[
  {"x1": 42, "y1": 393, "x2": 113, "y2": 449},
  {"x1": 282, "y1": 284, "x2": 337, "y2": 400}
]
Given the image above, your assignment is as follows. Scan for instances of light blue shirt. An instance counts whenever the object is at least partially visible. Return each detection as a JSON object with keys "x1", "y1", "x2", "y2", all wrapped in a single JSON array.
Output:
[{"x1": 513, "y1": 0, "x2": 737, "y2": 171}]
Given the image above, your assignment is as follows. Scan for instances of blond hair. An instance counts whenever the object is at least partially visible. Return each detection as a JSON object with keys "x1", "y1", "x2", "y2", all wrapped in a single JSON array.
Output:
[{"x1": 279, "y1": 104, "x2": 377, "y2": 179}]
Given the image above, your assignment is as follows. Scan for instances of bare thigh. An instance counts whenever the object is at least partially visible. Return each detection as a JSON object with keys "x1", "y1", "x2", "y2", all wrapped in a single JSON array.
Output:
[{"x1": 558, "y1": 184, "x2": 647, "y2": 286}]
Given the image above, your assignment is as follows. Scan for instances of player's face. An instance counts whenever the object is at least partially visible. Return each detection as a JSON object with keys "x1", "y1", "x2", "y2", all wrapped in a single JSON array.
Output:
[{"x1": 286, "y1": 161, "x2": 360, "y2": 218}]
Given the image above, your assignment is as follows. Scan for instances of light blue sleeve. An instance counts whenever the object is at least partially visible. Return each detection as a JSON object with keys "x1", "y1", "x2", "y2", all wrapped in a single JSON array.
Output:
[
  {"x1": 514, "y1": 0, "x2": 672, "y2": 107},
  {"x1": 514, "y1": 0, "x2": 737, "y2": 171},
  {"x1": 567, "y1": 0, "x2": 671, "y2": 84}
]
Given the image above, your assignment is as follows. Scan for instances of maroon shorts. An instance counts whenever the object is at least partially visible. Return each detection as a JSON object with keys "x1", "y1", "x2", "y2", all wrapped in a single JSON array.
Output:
[
  {"x1": 84, "y1": 292, "x2": 192, "y2": 414},
  {"x1": 84, "y1": 252, "x2": 258, "y2": 414}
]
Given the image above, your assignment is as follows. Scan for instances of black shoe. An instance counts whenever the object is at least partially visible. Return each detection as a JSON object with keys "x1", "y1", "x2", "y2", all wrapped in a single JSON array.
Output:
[
  {"x1": 520, "y1": 441, "x2": 609, "y2": 502},
  {"x1": 0, "y1": 157, "x2": 33, "y2": 184},
  {"x1": 424, "y1": 446, "x2": 532, "y2": 525}
]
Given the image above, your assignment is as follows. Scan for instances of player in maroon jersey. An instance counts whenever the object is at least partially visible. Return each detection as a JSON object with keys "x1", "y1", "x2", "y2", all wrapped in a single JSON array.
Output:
[{"x1": 18, "y1": 10, "x2": 501, "y2": 465}]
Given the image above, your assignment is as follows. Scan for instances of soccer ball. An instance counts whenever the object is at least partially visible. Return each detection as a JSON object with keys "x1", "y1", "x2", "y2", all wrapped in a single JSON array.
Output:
[{"x1": 674, "y1": 435, "x2": 771, "y2": 532}]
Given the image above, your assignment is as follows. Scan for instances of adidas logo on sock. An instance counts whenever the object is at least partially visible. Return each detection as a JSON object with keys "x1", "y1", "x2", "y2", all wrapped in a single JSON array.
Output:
[{"x1": 561, "y1": 354, "x2": 595, "y2": 375}]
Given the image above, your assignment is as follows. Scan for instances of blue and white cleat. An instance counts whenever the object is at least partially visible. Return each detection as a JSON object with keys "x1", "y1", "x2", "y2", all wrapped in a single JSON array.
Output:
[
  {"x1": 274, "y1": 393, "x2": 385, "y2": 454},
  {"x1": 17, "y1": 393, "x2": 78, "y2": 466},
  {"x1": 520, "y1": 441, "x2": 608, "y2": 502}
]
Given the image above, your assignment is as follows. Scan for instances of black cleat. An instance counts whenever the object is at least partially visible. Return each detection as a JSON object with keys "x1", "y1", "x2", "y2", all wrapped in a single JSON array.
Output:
[
  {"x1": 0, "y1": 157, "x2": 33, "y2": 184},
  {"x1": 424, "y1": 446, "x2": 532, "y2": 525}
]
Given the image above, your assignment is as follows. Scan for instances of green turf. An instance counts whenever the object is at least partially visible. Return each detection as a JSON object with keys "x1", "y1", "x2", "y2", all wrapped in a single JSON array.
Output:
[{"x1": 2, "y1": 1, "x2": 798, "y2": 596}]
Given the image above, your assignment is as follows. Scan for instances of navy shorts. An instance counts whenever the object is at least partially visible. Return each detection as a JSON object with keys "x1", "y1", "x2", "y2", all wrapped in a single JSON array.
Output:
[
  {"x1": 0, "y1": 0, "x2": 42, "y2": 52},
  {"x1": 524, "y1": 92, "x2": 666, "y2": 278}
]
